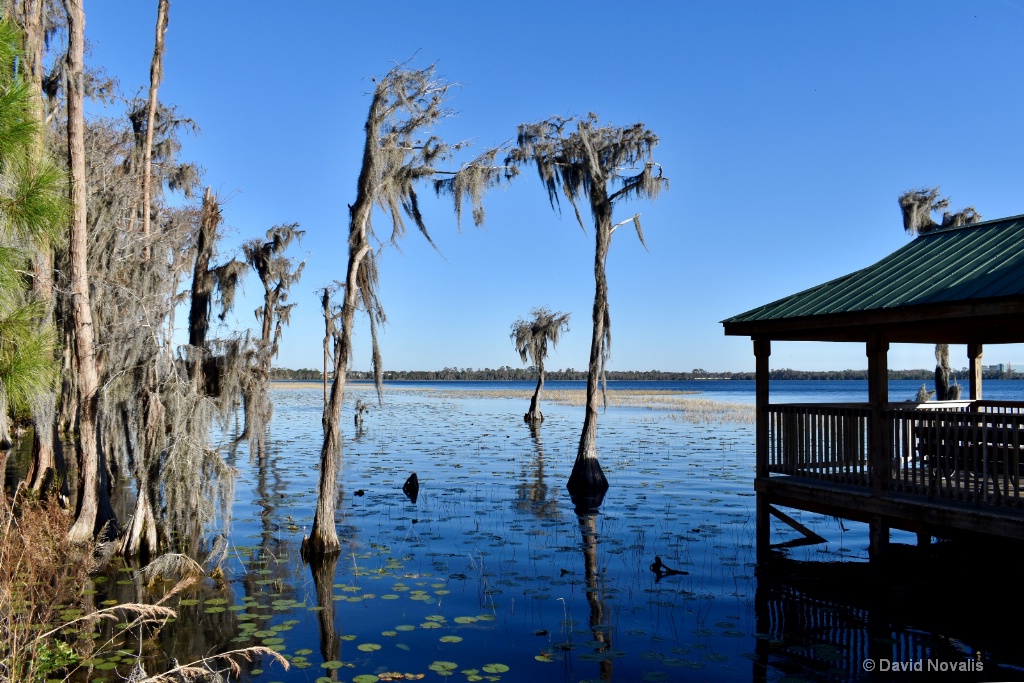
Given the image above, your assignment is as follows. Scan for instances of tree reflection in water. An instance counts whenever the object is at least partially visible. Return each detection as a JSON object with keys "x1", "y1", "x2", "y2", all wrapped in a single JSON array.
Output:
[
  {"x1": 309, "y1": 551, "x2": 341, "y2": 681},
  {"x1": 515, "y1": 423, "x2": 559, "y2": 519},
  {"x1": 573, "y1": 489, "x2": 612, "y2": 682}
]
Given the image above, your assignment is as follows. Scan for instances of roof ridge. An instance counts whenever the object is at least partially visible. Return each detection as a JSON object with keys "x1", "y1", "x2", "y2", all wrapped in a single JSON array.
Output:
[{"x1": 918, "y1": 213, "x2": 1024, "y2": 237}]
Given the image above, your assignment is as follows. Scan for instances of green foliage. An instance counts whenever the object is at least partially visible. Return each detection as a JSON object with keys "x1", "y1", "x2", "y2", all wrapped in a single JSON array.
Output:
[
  {"x1": 33, "y1": 640, "x2": 78, "y2": 677},
  {"x1": 0, "y1": 18, "x2": 66, "y2": 441}
]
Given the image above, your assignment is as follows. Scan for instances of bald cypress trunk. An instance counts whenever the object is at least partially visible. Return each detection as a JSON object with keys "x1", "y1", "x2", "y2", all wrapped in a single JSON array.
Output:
[
  {"x1": 65, "y1": 0, "x2": 114, "y2": 543},
  {"x1": 305, "y1": 226, "x2": 369, "y2": 556},
  {"x1": 568, "y1": 193, "x2": 610, "y2": 497},
  {"x1": 187, "y1": 189, "x2": 218, "y2": 387},
  {"x1": 305, "y1": 83, "x2": 384, "y2": 558},
  {"x1": 140, "y1": 0, "x2": 169, "y2": 261},
  {"x1": 525, "y1": 358, "x2": 545, "y2": 423},
  {"x1": 306, "y1": 349, "x2": 344, "y2": 556}
]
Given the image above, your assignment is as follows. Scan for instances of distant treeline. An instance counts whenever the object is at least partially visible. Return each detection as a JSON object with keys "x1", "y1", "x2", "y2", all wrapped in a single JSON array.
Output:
[{"x1": 270, "y1": 366, "x2": 1022, "y2": 382}]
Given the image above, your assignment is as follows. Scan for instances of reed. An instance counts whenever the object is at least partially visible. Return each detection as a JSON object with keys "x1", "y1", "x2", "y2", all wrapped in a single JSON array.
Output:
[
  {"x1": 428, "y1": 388, "x2": 754, "y2": 423},
  {"x1": 0, "y1": 490, "x2": 287, "y2": 682}
]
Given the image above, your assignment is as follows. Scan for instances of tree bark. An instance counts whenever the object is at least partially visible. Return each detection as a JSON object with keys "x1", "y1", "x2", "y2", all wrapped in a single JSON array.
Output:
[
  {"x1": 117, "y1": 388, "x2": 163, "y2": 559},
  {"x1": 305, "y1": 224, "x2": 370, "y2": 556},
  {"x1": 65, "y1": 0, "x2": 113, "y2": 544},
  {"x1": 305, "y1": 349, "x2": 344, "y2": 556},
  {"x1": 568, "y1": 192, "x2": 611, "y2": 497},
  {"x1": 187, "y1": 188, "x2": 218, "y2": 387},
  {"x1": 306, "y1": 86, "x2": 385, "y2": 558},
  {"x1": 525, "y1": 358, "x2": 544, "y2": 423},
  {"x1": 18, "y1": 0, "x2": 61, "y2": 496},
  {"x1": 140, "y1": 0, "x2": 169, "y2": 261}
]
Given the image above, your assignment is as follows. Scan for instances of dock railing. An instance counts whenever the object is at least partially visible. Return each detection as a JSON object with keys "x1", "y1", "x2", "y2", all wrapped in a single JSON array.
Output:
[
  {"x1": 766, "y1": 400, "x2": 1024, "y2": 509},
  {"x1": 767, "y1": 404, "x2": 871, "y2": 484}
]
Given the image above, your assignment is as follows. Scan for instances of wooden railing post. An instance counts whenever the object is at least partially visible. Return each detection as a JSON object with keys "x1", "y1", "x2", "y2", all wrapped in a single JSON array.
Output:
[{"x1": 969, "y1": 343, "x2": 984, "y2": 402}]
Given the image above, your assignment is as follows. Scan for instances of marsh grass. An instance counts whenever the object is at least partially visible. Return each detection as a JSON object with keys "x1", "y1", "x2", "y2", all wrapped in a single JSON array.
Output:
[
  {"x1": 0, "y1": 489, "x2": 90, "y2": 682},
  {"x1": 427, "y1": 388, "x2": 755, "y2": 423},
  {"x1": 0, "y1": 489, "x2": 287, "y2": 682}
]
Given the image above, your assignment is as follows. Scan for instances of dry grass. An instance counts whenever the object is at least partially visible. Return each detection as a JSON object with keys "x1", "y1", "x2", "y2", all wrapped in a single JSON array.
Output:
[
  {"x1": 428, "y1": 388, "x2": 755, "y2": 424},
  {"x1": 0, "y1": 489, "x2": 91, "y2": 682},
  {"x1": 136, "y1": 646, "x2": 289, "y2": 682},
  {"x1": 269, "y1": 379, "x2": 325, "y2": 390},
  {"x1": 0, "y1": 490, "x2": 287, "y2": 682}
]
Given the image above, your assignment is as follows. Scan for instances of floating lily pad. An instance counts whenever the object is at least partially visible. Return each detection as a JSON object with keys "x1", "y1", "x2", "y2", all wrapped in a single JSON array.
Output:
[
  {"x1": 439, "y1": 635, "x2": 463, "y2": 643},
  {"x1": 357, "y1": 643, "x2": 382, "y2": 652},
  {"x1": 482, "y1": 663, "x2": 509, "y2": 673}
]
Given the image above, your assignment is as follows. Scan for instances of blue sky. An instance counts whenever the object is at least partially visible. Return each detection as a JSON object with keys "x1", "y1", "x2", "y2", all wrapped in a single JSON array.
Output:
[{"x1": 81, "y1": 1, "x2": 1024, "y2": 373}]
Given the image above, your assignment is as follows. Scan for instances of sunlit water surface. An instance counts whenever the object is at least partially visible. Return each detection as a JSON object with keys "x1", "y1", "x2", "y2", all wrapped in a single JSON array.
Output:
[{"x1": 11, "y1": 380, "x2": 1024, "y2": 682}]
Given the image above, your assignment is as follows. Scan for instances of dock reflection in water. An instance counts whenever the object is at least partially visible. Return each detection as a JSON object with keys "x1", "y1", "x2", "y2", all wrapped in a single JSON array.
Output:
[{"x1": 754, "y1": 543, "x2": 1021, "y2": 682}]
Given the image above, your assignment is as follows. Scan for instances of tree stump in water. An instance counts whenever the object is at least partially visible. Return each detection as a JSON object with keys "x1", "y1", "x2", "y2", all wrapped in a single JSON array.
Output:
[{"x1": 403, "y1": 473, "x2": 419, "y2": 504}]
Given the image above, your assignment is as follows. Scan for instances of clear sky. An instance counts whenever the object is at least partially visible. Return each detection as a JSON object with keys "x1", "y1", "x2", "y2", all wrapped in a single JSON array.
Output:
[{"x1": 80, "y1": 1, "x2": 1024, "y2": 374}]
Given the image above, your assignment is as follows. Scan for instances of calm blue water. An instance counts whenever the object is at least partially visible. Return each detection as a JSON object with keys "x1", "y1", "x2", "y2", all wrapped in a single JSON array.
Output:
[
  {"x1": 350, "y1": 378, "x2": 1024, "y2": 405},
  {"x1": 14, "y1": 379, "x2": 1022, "y2": 682}
]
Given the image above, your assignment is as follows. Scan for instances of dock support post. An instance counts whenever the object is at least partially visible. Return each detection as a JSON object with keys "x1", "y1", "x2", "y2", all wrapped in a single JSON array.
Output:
[
  {"x1": 756, "y1": 493, "x2": 770, "y2": 562},
  {"x1": 754, "y1": 338, "x2": 771, "y2": 563},
  {"x1": 869, "y1": 516, "x2": 889, "y2": 560},
  {"x1": 867, "y1": 334, "x2": 890, "y2": 560}
]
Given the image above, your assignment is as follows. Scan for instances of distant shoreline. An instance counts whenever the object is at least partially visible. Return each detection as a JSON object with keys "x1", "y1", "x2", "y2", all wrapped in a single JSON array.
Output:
[{"x1": 270, "y1": 370, "x2": 1023, "y2": 382}]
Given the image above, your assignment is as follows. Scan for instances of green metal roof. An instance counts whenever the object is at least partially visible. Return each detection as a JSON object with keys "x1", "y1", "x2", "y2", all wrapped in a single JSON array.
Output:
[{"x1": 723, "y1": 214, "x2": 1024, "y2": 326}]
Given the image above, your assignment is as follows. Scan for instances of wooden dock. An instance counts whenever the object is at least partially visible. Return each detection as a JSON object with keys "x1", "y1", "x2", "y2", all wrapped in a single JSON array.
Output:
[{"x1": 758, "y1": 399, "x2": 1024, "y2": 551}]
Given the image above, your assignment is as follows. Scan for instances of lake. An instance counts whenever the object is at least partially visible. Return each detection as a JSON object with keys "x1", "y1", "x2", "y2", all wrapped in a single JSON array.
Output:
[{"x1": 8, "y1": 379, "x2": 1024, "y2": 681}]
